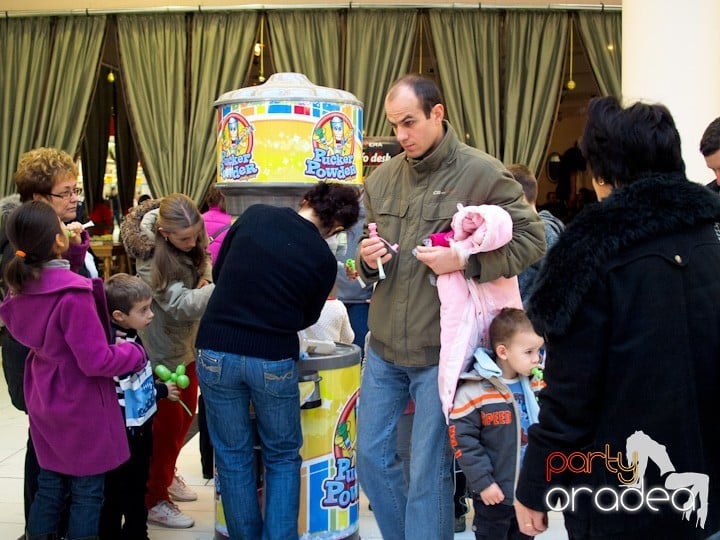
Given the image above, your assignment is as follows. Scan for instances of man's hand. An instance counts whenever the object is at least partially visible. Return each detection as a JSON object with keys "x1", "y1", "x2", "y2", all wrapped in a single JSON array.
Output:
[
  {"x1": 359, "y1": 236, "x2": 392, "y2": 270},
  {"x1": 196, "y1": 278, "x2": 210, "y2": 289},
  {"x1": 414, "y1": 245, "x2": 466, "y2": 275},
  {"x1": 514, "y1": 499, "x2": 548, "y2": 536}
]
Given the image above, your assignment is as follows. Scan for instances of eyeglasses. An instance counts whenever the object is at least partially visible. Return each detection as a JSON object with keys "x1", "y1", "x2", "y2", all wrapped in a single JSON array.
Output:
[{"x1": 48, "y1": 187, "x2": 83, "y2": 200}]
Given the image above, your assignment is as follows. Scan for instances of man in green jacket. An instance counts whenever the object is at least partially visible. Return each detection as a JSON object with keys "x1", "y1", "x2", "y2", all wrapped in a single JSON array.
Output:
[{"x1": 356, "y1": 74, "x2": 545, "y2": 540}]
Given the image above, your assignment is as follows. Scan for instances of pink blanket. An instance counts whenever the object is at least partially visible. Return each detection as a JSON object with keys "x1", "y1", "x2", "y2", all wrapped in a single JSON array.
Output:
[{"x1": 437, "y1": 204, "x2": 523, "y2": 422}]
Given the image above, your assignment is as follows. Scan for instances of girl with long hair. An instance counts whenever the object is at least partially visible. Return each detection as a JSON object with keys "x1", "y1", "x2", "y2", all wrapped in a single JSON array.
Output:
[{"x1": 122, "y1": 193, "x2": 214, "y2": 528}]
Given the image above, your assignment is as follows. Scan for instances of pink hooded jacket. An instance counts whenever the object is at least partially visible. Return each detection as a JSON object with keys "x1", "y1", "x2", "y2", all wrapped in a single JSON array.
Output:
[
  {"x1": 437, "y1": 204, "x2": 523, "y2": 422},
  {"x1": 203, "y1": 205, "x2": 233, "y2": 265}
]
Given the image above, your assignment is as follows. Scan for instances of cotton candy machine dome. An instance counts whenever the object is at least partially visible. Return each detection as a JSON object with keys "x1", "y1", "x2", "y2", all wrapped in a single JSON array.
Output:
[{"x1": 214, "y1": 73, "x2": 364, "y2": 215}]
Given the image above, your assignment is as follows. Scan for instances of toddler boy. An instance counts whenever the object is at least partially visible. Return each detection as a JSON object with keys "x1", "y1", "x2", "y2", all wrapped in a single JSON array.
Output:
[{"x1": 449, "y1": 307, "x2": 545, "y2": 540}]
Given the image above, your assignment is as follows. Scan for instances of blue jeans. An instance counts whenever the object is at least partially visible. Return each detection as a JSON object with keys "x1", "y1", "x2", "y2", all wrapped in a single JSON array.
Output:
[
  {"x1": 27, "y1": 468, "x2": 104, "y2": 539},
  {"x1": 196, "y1": 349, "x2": 302, "y2": 540},
  {"x1": 345, "y1": 302, "x2": 370, "y2": 356},
  {"x1": 357, "y1": 346, "x2": 454, "y2": 540}
]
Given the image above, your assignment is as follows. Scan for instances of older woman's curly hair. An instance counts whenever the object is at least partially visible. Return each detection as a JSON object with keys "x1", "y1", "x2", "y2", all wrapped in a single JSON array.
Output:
[{"x1": 14, "y1": 148, "x2": 78, "y2": 202}]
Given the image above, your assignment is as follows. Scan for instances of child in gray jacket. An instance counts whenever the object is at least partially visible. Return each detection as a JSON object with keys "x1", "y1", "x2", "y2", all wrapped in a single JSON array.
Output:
[{"x1": 449, "y1": 308, "x2": 545, "y2": 540}]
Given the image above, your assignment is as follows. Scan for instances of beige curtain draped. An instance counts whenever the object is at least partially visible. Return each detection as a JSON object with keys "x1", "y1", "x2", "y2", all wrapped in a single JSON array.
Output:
[
  {"x1": 576, "y1": 11, "x2": 622, "y2": 98},
  {"x1": 503, "y1": 11, "x2": 568, "y2": 173},
  {"x1": 345, "y1": 10, "x2": 418, "y2": 137},
  {"x1": 267, "y1": 11, "x2": 344, "y2": 88},
  {"x1": 185, "y1": 12, "x2": 259, "y2": 202},
  {"x1": 0, "y1": 8, "x2": 622, "y2": 200},
  {"x1": 117, "y1": 14, "x2": 187, "y2": 199},
  {"x1": 429, "y1": 10, "x2": 501, "y2": 154},
  {"x1": 0, "y1": 16, "x2": 105, "y2": 194},
  {"x1": 118, "y1": 13, "x2": 259, "y2": 201},
  {"x1": 34, "y1": 16, "x2": 107, "y2": 153},
  {"x1": 0, "y1": 18, "x2": 52, "y2": 192}
]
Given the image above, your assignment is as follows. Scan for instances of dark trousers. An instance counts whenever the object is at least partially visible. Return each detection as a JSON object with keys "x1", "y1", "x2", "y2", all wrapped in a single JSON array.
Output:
[
  {"x1": 472, "y1": 496, "x2": 531, "y2": 540},
  {"x1": 566, "y1": 516, "x2": 716, "y2": 540},
  {"x1": 0, "y1": 328, "x2": 39, "y2": 524},
  {"x1": 0, "y1": 327, "x2": 29, "y2": 412},
  {"x1": 454, "y1": 468, "x2": 468, "y2": 518},
  {"x1": 25, "y1": 431, "x2": 41, "y2": 524},
  {"x1": 197, "y1": 394, "x2": 214, "y2": 479},
  {"x1": 99, "y1": 421, "x2": 153, "y2": 540}
]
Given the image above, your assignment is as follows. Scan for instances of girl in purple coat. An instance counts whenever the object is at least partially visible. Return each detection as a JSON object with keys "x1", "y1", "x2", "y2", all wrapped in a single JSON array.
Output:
[{"x1": 0, "y1": 201, "x2": 147, "y2": 540}]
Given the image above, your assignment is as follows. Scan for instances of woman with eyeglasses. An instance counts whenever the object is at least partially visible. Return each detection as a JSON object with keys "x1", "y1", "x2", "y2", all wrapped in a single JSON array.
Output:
[
  {"x1": 13, "y1": 148, "x2": 88, "y2": 273},
  {"x1": 0, "y1": 147, "x2": 91, "y2": 532}
]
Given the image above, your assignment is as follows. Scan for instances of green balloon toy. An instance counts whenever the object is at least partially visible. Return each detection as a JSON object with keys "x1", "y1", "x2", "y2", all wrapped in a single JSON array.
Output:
[
  {"x1": 154, "y1": 363, "x2": 192, "y2": 414},
  {"x1": 155, "y1": 364, "x2": 190, "y2": 389},
  {"x1": 154, "y1": 364, "x2": 172, "y2": 381}
]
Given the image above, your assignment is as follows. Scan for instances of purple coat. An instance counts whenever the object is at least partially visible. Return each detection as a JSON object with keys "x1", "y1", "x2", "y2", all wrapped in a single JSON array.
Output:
[
  {"x1": 0, "y1": 267, "x2": 146, "y2": 476},
  {"x1": 67, "y1": 230, "x2": 91, "y2": 274}
]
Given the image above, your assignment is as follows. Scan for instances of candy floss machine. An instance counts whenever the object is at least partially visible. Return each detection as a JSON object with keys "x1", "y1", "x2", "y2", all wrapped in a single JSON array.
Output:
[
  {"x1": 211, "y1": 74, "x2": 363, "y2": 540},
  {"x1": 213, "y1": 72, "x2": 364, "y2": 214}
]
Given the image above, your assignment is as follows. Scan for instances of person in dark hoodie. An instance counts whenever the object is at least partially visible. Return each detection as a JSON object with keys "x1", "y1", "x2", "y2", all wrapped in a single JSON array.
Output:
[
  {"x1": 507, "y1": 163, "x2": 565, "y2": 304},
  {"x1": 514, "y1": 97, "x2": 720, "y2": 539}
]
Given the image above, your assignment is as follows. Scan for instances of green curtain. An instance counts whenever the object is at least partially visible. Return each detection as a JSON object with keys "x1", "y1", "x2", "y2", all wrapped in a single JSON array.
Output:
[
  {"x1": 0, "y1": 18, "x2": 53, "y2": 194},
  {"x1": 576, "y1": 12, "x2": 621, "y2": 98},
  {"x1": 345, "y1": 10, "x2": 417, "y2": 138},
  {"x1": 118, "y1": 13, "x2": 259, "y2": 202},
  {"x1": 0, "y1": 16, "x2": 104, "y2": 195},
  {"x1": 503, "y1": 11, "x2": 568, "y2": 173},
  {"x1": 81, "y1": 64, "x2": 114, "y2": 211},
  {"x1": 185, "y1": 12, "x2": 259, "y2": 203},
  {"x1": 267, "y1": 10, "x2": 343, "y2": 88},
  {"x1": 0, "y1": 8, "x2": 613, "y2": 200},
  {"x1": 34, "y1": 16, "x2": 107, "y2": 152},
  {"x1": 117, "y1": 14, "x2": 187, "y2": 199},
  {"x1": 429, "y1": 10, "x2": 501, "y2": 154},
  {"x1": 114, "y1": 67, "x2": 139, "y2": 213}
]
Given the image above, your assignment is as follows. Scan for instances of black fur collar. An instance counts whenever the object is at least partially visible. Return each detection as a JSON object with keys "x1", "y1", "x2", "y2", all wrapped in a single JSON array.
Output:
[{"x1": 527, "y1": 173, "x2": 720, "y2": 336}]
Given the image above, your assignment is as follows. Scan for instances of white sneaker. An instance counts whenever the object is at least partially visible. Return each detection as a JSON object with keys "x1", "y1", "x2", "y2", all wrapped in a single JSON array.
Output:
[
  {"x1": 169, "y1": 471, "x2": 198, "y2": 502},
  {"x1": 147, "y1": 499, "x2": 195, "y2": 528}
]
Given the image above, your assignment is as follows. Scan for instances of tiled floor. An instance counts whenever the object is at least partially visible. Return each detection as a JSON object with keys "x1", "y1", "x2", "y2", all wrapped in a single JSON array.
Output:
[{"x1": 0, "y1": 369, "x2": 567, "y2": 540}]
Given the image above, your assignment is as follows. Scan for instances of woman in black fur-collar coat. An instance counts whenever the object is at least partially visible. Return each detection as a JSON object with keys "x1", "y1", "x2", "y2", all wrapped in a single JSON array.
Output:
[{"x1": 514, "y1": 97, "x2": 720, "y2": 540}]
